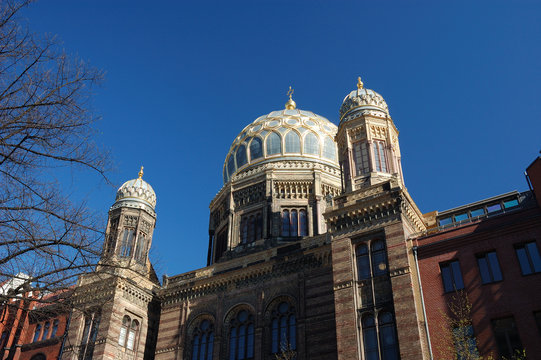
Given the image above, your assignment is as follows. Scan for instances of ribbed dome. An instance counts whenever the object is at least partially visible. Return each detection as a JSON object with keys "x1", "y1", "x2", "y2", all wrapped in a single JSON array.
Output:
[
  {"x1": 111, "y1": 170, "x2": 156, "y2": 214},
  {"x1": 223, "y1": 108, "x2": 339, "y2": 184},
  {"x1": 339, "y1": 80, "x2": 389, "y2": 121}
]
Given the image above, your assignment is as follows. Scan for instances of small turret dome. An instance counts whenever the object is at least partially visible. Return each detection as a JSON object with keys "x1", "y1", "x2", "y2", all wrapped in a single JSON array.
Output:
[
  {"x1": 339, "y1": 77, "x2": 389, "y2": 122},
  {"x1": 111, "y1": 167, "x2": 156, "y2": 214},
  {"x1": 223, "y1": 94, "x2": 339, "y2": 184}
]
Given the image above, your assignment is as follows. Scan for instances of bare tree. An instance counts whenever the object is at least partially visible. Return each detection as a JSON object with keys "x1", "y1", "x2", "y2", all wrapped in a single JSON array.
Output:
[{"x1": 0, "y1": 0, "x2": 109, "y2": 307}]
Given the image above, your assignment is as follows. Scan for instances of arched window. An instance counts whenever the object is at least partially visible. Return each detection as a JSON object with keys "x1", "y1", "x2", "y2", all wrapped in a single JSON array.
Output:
[
  {"x1": 229, "y1": 310, "x2": 254, "y2": 360},
  {"x1": 373, "y1": 141, "x2": 388, "y2": 173},
  {"x1": 266, "y1": 132, "x2": 281, "y2": 156},
  {"x1": 281, "y1": 210, "x2": 290, "y2": 237},
  {"x1": 79, "y1": 311, "x2": 100, "y2": 360},
  {"x1": 299, "y1": 210, "x2": 307, "y2": 237},
  {"x1": 236, "y1": 145, "x2": 247, "y2": 168},
  {"x1": 119, "y1": 229, "x2": 135, "y2": 257},
  {"x1": 285, "y1": 131, "x2": 300, "y2": 153},
  {"x1": 227, "y1": 154, "x2": 236, "y2": 178},
  {"x1": 357, "y1": 244, "x2": 370, "y2": 280},
  {"x1": 134, "y1": 232, "x2": 147, "y2": 264},
  {"x1": 303, "y1": 132, "x2": 319, "y2": 155},
  {"x1": 118, "y1": 315, "x2": 139, "y2": 350},
  {"x1": 378, "y1": 312, "x2": 399, "y2": 360},
  {"x1": 362, "y1": 314, "x2": 378, "y2": 360},
  {"x1": 353, "y1": 141, "x2": 370, "y2": 175},
  {"x1": 42, "y1": 322, "x2": 50, "y2": 340},
  {"x1": 322, "y1": 137, "x2": 336, "y2": 161},
  {"x1": 51, "y1": 319, "x2": 59, "y2": 338},
  {"x1": 271, "y1": 302, "x2": 296, "y2": 354},
  {"x1": 33, "y1": 324, "x2": 42, "y2": 342},
  {"x1": 191, "y1": 319, "x2": 214, "y2": 360},
  {"x1": 249, "y1": 137, "x2": 263, "y2": 160},
  {"x1": 281, "y1": 208, "x2": 308, "y2": 237}
]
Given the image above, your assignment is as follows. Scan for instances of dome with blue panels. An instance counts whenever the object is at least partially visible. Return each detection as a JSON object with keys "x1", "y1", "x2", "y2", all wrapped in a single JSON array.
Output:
[
  {"x1": 111, "y1": 167, "x2": 157, "y2": 214},
  {"x1": 223, "y1": 105, "x2": 339, "y2": 184}
]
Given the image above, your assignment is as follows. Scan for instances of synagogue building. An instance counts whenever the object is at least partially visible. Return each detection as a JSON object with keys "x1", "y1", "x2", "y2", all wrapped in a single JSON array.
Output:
[{"x1": 1, "y1": 78, "x2": 540, "y2": 360}]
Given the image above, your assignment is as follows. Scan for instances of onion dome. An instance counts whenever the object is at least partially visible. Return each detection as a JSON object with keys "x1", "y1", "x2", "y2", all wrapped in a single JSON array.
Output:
[
  {"x1": 223, "y1": 88, "x2": 339, "y2": 184},
  {"x1": 111, "y1": 166, "x2": 157, "y2": 214},
  {"x1": 339, "y1": 77, "x2": 389, "y2": 122}
]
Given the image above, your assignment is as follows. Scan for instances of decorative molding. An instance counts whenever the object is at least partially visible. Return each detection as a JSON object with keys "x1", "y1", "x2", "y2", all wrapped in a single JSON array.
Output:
[
  {"x1": 333, "y1": 280, "x2": 353, "y2": 291},
  {"x1": 273, "y1": 180, "x2": 313, "y2": 199}
]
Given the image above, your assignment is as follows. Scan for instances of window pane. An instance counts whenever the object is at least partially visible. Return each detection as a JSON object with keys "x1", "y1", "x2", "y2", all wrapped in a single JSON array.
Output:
[
  {"x1": 487, "y1": 252, "x2": 503, "y2": 281},
  {"x1": 249, "y1": 137, "x2": 263, "y2": 160},
  {"x1": 322, "y1": 137, "x2": 336, "y2": 160},
  {"x1": 199, "y1": 334, "x2": 206, "y2": 360},
  {"x1": 42, "y1": 322, "x2": 50, "y2": 339},
  {"x1": 127, "y1": 330, "x2": 135, "y2": 350},
  {"x1": 380, "y1": 324, "x2": 399, "y2": 360},
  {"x1": 373, "y1": 142, "x2": 382, "y2": 172},
  {"x1": 119, "y1": 327, "x2": 127, "y2": 346},
  {"x1": 299, "y1": 210, "x2": 307, "y2": 236},
  {"x1": 246, "y1": 324, "x2": 254, "y2": 358},
  {"x1": 492, "y1": 317, "x2": 523, "y2": 358},
  {"x1": 271, "y1": 319, "x2": 278, "y2": 353},
  {"x1": 439, "y1": 217, "x2": 453, "y2": 226},
  {"x1": 455, "y1": 213, "x2": 469, "y2": 222},
  {"x1": 285, "y1": 131, "x2": 300, "y2": 153},
  {"x1": 357, "y1": 254, "x2": 371, "y2": 280},
  {"x1": 229, "y1": 328, "x2": 237, "y2": 360},
  {"x1": 526, "y1": 242, "x2": 541, "y2": 272},
  {"x1": 470, "y1": 208, "x2": 485, "y2": 217},
  {"x1": 227, "y1": 155, "x2": 236, "y2": 179},
  {"x1": 486, "y1": 204, "x2": 501, "y2": 213},
  {"x1": 451, "y1": 261, "x2": 464, "y2": 290},
  {"x1": 503, "y1": 199, "x2": 519, "y2": 208},
  {"x1": 282, "y1": 210, "x2": 290, "y2": 237},
  {"x1": 304, "y1": 132, "x2": 319, "y2": 155},
  {"x1": 289, "y1": 315, "x2": 296, "y2": 350},
  {"x1": 378, "y1": 142, "x2": 388, "y2": 172},
  {"x1": 372, "y1": 251, "x2": 387, "y2": 276},
  {"x1": 478, "y1": 257, "x2": 491, "y2": 284},
  {"x1": 441, "y1": 265, "x2": 454, "y2": 292},
  {"x1": 266, "y1": 132, "x2": 281, "y2": 155},
  {"x1": 280, "y1": 317, "x2": 287, "y2": 350},
  {"x1": 236, "y1": 145, "x2": 247, "y2": 168},
  {"x1": 192, "y1": 335, "x2": 199, "y2": 360},
  {"x1": 51, "y1": 320, "x2": 59, "y2": 338},
  {"x1": 516, "y1": 247, "x2": 532, "y2": 275},
  {"x1": 291, "y1": 210, "x2": 298, "y2": 236},
  {"x1": 33, "y1": 324, "x2": 42, "y2": 342},
  {"x1": 207, "y1": 333, "x2": 214, "y2": 360},
  {"x1": 238, "y1": 325, "x2": 246, "y2": 359}
]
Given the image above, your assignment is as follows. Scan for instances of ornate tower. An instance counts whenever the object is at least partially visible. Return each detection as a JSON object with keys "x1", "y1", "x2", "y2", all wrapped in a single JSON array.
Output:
[
  {"x1": 99, "y1": 166, "x2": 157, "y2": 277},
  {"x1": 336, "y1": 77, "x2": 404, "y2": 192},
  {"x1": 62, "y1": 168, "x2": 160, "y2": 360},
  {"x1": 326, "y1": 78, "x2": 430, "y2": 360}
]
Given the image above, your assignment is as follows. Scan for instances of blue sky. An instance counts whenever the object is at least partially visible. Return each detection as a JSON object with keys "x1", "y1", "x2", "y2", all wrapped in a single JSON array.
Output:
[{"x1": 23, "y1": 0, "x2": 541, "y2": 279}]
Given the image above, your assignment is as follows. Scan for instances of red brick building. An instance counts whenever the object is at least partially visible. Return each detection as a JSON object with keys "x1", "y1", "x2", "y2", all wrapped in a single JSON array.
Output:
[
  {"x1": 415, "y1": 157, "x2": 541, "y2": 359},
  {"x1": 0, "y1": 286, "x2": 69, "y2": 360}
]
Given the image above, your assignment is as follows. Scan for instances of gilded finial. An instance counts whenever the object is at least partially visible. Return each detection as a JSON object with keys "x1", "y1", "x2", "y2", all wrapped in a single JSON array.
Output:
[
  {"x1": 357, "y1": 76, "x2": 364, "y2": 90},
  {"x1": 285, "y1": 86, "x2": 296, "y2": 110},
  {"x1": 138, "y1": 166, "x2": 144, "y2": 179}
]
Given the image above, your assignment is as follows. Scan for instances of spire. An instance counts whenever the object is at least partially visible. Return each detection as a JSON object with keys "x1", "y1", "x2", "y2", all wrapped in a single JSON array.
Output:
[
  {"x1": 357, "y1": 76, "x2": 364, "y2": 90},
  {"x1": 138, "y1": 166, "x2": 144, "y2": 179},
  {"x1": 285, "y1": 86, "x2": 296, "y2": 110}
]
